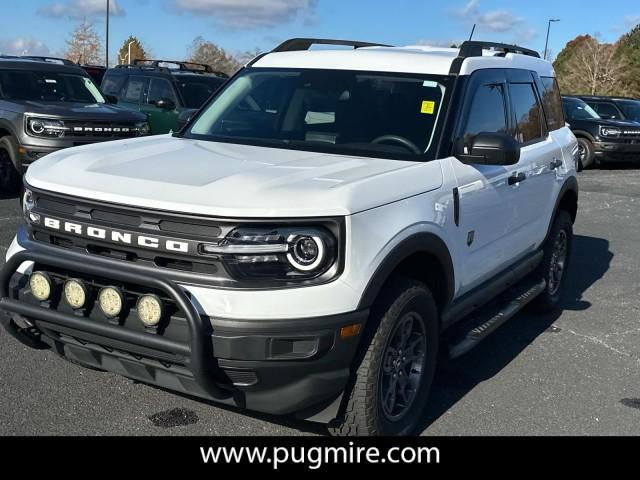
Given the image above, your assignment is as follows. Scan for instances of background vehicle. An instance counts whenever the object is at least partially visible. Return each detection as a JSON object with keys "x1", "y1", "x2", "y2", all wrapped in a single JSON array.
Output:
[
  {"x1": 1, "y1": 39, "x2": 578, "y2": 436},
  {"x1": 0, "y1": 57, "x2": 149, "y2": 193},
  {"x1": 578, "y1": 95, "x2": 640, "y2": 123},
  {"x1": 101, "y1": 59, "x2": 228, "y2": 134},
  {"x1": 562, "y1": 95, "x2": 640, "y2": 169}
]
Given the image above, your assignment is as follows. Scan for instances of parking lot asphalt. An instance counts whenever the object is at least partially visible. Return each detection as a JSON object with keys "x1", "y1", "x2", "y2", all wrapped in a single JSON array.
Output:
[{"x1": 0, "y1": 165, "x2": 639, "y2": 436}]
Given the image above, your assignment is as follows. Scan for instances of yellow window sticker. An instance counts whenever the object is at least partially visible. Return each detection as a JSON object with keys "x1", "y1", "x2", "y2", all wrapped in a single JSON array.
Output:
[{"x1": 421, "y1": 100, "x2": 436, "y2": 114}]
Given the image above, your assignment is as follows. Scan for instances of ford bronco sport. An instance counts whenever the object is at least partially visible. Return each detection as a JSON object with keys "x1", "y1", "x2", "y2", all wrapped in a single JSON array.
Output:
[
  {"x1": 0, "y1": 57, "x2": 149, "y2": 193},
  {"x1": 0, "y1": 39, "x2": 579, "y2": 436},
  {"x1": 562, "y1": 95, "x2": 640, "y2": 169},
  {"x1": 101, "y1": 60, "x2": 228, "y2": 135}
]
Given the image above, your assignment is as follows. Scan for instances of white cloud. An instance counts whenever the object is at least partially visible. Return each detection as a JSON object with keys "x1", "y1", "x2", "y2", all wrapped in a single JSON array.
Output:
[
  {"x1": 38, "y1": 0, "x2": 124, "y2": 20},
  {"x1": 452, "y1": 0, "x2": 537, "y2": 44},
  {"x1": 0, "y1": 37, "x2": 50, "y2": 56},
  {"x1": 624, "y1": 15, "x2": 640, "y2": 29},
  {"x1": 172, "y1": 0, "x2": 317, "y2": 28}
]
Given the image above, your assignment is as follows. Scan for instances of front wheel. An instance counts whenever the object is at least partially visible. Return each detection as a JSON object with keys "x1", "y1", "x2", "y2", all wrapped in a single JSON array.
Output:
[
  {"x1": 0, "y1": 144, "x2": 20, "y2": 195},
  {"x1": 576, "y1": 138, "x2": 595, "y2": 171},
  {"x1": 329, "y1": 278, "x2": 438, "y2": 436}
]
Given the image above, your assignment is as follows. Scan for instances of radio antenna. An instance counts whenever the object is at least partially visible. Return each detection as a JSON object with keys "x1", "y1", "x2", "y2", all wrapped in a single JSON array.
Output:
[{"x1": 468, "y1": 24, "x2": 476, "y2": 41}]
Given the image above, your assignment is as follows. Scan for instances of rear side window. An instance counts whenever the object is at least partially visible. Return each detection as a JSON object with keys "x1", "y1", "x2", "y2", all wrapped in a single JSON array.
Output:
[
  {"x1": 540, "y1": 77, "x2": 565, "y2": 131},
  {"x1": 101, "y1": 74, "x2": 125, "y2": 96},
  {"x1": 509, "y1": 83, "x2": 543, "y2": 144},
  {"x1": 461, "y1": 83, "x2": 508, "y2": 147}
]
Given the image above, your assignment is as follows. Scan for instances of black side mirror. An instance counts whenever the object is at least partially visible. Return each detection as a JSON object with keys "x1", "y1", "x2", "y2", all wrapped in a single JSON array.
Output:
[
  {"x1": 104, "y1": 94, "x2": 118, "y2": 104},
  {"x1": 176, "y1": 109, "x2": 197, "y2": 131},
  {"x1": 458, "y1": 132, "x2": 520, "y2": 166},
  {"x1": 155, "y1": 98, "x2": 177, "y2": 110}
]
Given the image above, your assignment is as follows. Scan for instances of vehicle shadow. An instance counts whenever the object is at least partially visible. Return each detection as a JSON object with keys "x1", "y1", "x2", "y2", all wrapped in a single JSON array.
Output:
[
  {"x1": 138, "y1": 235, "x2": 612, "y2": 436},
  {"x1": 0, "y1": 191, "x2": 19, "y2": 201},
  {"x1": 416, "y1": 234, "x2": 613, "y2": 434}
]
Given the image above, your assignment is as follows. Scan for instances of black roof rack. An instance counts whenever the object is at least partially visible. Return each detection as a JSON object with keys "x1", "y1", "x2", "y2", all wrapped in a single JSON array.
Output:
[
  {"x1": 458, "y1": 41, "x2": 540, "y2": 59},
  {"x1": 449, "y1": 41, "x2": 540, "y2": 75},
  {"x1": 272, "y1": 38, "x2": 391, "y2": 52},
  {"x1": 127, "y1": 59, "x2": 228, "y2": 77},
  {"x1": 22, "y1": 56, "x2": 77, "y2": 66}
]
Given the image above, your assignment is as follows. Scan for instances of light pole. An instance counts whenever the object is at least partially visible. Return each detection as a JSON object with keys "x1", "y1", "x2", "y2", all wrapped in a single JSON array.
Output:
[
  {"x1": 544, "y1": 18, "x2": 560, "y2": 60},
  {"x1": 105, "y1": 0, "x2": 110, "y2": 67}
]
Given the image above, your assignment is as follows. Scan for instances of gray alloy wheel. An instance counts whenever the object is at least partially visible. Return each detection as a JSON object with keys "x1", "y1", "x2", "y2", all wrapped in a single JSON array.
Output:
[{"x1": 379, "y1": 311, "x2": 427, "y2": 421}]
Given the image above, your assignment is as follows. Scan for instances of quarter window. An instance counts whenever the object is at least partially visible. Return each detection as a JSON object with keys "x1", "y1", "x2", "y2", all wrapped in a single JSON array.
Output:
[{"x1": 509, "y1": 83, "x2": 543, "y2": 144}]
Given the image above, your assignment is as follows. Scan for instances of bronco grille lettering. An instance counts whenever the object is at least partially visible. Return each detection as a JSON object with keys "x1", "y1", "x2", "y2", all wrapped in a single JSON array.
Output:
[{"x1": 41, "y1": 216, "x2": 191, "y2": 254}]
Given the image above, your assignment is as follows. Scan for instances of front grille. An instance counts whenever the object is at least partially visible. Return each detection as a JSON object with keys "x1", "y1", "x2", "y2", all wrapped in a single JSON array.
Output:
[
  {"x1": 64, "y1": 120, "x2": 140, "y2": 139},
  {"x1": 29, "y1": 190, "x2": 236, "y2": 278}
]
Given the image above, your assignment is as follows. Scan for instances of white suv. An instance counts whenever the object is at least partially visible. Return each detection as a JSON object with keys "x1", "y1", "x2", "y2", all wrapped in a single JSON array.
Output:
[{"x1": 1, "y1": 39, "x2": 578, "y2": 436}]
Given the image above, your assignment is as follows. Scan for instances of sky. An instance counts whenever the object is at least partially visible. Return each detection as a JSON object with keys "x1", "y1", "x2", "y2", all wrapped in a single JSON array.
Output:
[{"x1": 0, "y1": 0, "x2": 638, "y2": 64}]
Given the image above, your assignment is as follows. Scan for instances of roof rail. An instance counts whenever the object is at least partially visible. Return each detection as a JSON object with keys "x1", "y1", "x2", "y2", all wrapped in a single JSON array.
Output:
[
  {"x1": 22, "y1": 56, "x2": 77, "y2": 66},
  {"x1": 449, "y1": 40, "x2": 540, "y2": 75},
  {"x1": 272, "y1": 38, "x2": 391, "y2": 52},
  {"x1": 458, "y1": 41, "x2": 540, "y2": 59},
  {"x1": 131, "y1": 59, "x2": 228, "y2": 77}
]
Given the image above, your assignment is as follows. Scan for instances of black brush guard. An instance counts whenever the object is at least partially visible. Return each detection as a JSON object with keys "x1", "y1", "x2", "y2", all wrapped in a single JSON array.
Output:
[{"x1": 0, "y1": 235, "x2": 228, "y2": 400}]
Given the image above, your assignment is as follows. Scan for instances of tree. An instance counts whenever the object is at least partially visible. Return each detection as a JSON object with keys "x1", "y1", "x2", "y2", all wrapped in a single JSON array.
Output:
[
  {"x1": 117, "y1": 36, "x2": 148, "y2": 64},
  {"x1": 64, "y1": 20, "x2": 102, "y2": 65},
  {"x1": 553, "y1": 35, "x2": 628, "y2": 96},
  {"x1": 188, "y1": 37, "x2": 241, "y2": 75},
  {"x1": 237, "y1": 47, "x2": 264, "y2": 65},
  {"x1": 615, "y1": 24, "x2": 640, "y2": 97}
]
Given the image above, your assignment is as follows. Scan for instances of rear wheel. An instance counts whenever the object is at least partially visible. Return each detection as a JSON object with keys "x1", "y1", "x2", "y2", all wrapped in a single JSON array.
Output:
[
  {"x1": 576, "y1": 138, "x2": 595, "y2": 171},
  {"x1": 531, "y1": 210, "x2": 573, "y2": 313},
  {"x1": 329, "y1": 278, "x2": 438, "y2": 436},
  {"x1": 0, "y1": 143, "x2": 20, "y2": 195}
]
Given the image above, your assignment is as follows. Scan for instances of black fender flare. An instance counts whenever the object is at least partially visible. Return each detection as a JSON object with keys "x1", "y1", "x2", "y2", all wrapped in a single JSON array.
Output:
[
  {"x1": 571, "y1": 129, "x2": 596, "y2": 143},
  {"x1": 0, "y1": 133, "x2": 20, "y2": 170},
  {"x1": 545, "y1": 176, "x2": 579, "y2": 242},
  {"x1": 357, "y1": 231, "x2": 455, "y2": 310}
]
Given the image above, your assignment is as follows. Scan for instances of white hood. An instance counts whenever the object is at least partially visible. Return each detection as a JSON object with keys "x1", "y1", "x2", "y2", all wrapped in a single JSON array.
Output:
[{"x1": 25, "y1": 135, "x2": 443, "y2": 217}]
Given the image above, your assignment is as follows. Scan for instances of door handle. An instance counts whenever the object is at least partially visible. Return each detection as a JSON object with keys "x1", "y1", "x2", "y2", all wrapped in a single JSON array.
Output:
[
  {"x1": 550, "y1": 158, "x2": 563, "y2": 170},
  {"x1": 508, "y1": 172, "x2": 527, "y2": 185}
]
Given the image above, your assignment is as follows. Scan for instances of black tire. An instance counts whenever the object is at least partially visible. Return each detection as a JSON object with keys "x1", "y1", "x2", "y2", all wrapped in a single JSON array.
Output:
[
  {"x1": 576, "y1": 137, "x2": 595, "y2": 171},
  {"x1": 531, "y1": 210, "x2": 573, "y2": 313},
  {"x1": 329, "y1": 277, "x2": 438, "y2": 436},
  {"x1": 0, "y1": 142, "x2": 20, "y2": 195}
]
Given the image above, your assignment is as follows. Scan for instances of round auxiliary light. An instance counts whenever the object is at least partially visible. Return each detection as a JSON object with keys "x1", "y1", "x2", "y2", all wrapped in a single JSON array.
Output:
[
  {"x1": 29, "y1": 272, "x2": 52, "y2": 302},
  {"x1": 287, "y1": 235, "x2": 325, "y2": 272},
  {"x1": 63, "y1": 279, "x2": 87, "y2": 309},
  {"x1": 136, "y1": 294, "x2": 163, "y2": 327},
  {"x1": 98, "y1": 287, "x2": 124, "y2": 318}
]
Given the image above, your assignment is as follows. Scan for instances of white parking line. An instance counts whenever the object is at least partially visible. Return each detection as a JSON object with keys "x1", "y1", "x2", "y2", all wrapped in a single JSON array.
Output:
[{"x1": 0, "y1": 216, "x2": 21, "y2": 222}]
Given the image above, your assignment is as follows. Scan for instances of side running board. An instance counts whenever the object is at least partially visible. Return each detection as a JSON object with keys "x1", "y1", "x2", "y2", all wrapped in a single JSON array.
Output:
[{"x1": 448, "y1": 278, "x2": 547, "y2": 359}]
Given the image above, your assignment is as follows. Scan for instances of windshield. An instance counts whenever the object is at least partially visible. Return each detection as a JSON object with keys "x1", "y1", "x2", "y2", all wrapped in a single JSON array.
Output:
[
  {"x1": 616, "y1": 100, "x2": 640, "y2": 121},
  {"x1": 0, "y1": 69, "x2": 105, "y2": 103},
  {"x1": 563, "y1": 98, "x2": 600, "y2": 120},
  {"x1": 186, "y1": 68, "x2": 450, "y2": 159},
  {"x1": 176, "y1": 75, "x2": 226, "y2": 109}
]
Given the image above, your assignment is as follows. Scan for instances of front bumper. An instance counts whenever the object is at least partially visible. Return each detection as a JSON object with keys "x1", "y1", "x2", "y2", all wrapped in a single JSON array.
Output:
[
  {"x1": 15, "y1": 144, "x2": 61, "y2": 172},
  {"x1": 593, "y1": 141, "x2": 640, "y2": 162},
  {"x1": 0, "y1": 235, "x2": 367, "y2": 422}
]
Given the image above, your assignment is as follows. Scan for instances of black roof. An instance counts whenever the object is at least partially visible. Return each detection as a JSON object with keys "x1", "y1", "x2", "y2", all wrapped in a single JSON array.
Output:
[
  {"x1": 577, "y1": 95, "x2": 640, "y2": 102},
  {"x1": 0, "y1": 57, "x2": 86, "y2": 74}
]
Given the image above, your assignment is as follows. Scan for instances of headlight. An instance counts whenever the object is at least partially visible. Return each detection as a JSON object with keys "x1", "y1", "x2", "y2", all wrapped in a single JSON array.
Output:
[
  {"x1": 600, "y1": 126, "x2": 621, "y2": 137},
  {"x1": 22, "y1": 188, "x2": 40, "y2": 223},
  {"x1": 200, "y1": 226, "x2": 338, "y2": 283},
  {"x1": 26, "y1": 117, "x2": 69, "y2": 138},
  {"x1": 136, "y1": 121, "x2": 150, "y2": 136}
]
